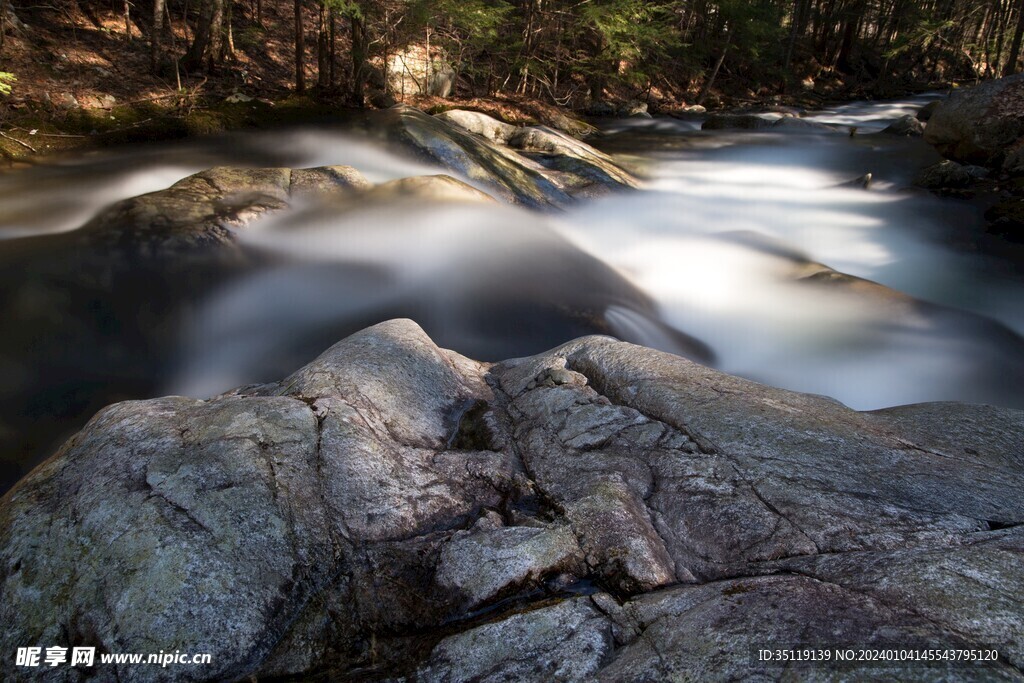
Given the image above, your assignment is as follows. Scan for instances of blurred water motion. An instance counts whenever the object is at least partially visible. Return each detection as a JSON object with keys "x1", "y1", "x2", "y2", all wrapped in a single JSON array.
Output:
[{"x1": 1, "y1": 94, "x2": 1022, "y2": 490}]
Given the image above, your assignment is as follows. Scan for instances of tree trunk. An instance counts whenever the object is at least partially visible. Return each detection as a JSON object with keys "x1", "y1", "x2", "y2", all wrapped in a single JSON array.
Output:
[
  {"x1": 124, "y1": 0, "x2": 132, "y2": 41},
  {"x1": 350, "y1": 11, "x2": 367, "y2": 105},
  {"x1": 151, "y1": 0, "x2": 165, "y2": 73},
  {"x1": 294, "y1": 0, "x2": 305, "y2": 93},
  {"x1": 329, "y1": 8, "x2": 337, "y2": 87},
  {"x1": 697, "y1": 29, "x2": 731, "y2": 105},
  {"x1": 783, "y1": 0, "x2": 803, "y2": 75},
  {"x1": 317, "y1": 2, "x2": 328, "y2": 90},
  {"x1": 224, "y1": 0, "x2": 234, "y2": 59},
  {"x1": 1, "y1": 0, "x2": 8, "y2": 53},
  {"x1": 1004, "y1": 0, "x2": 1024, "y2": 75},
  {"x1": 208, "y1": 0, "x2": 224, "y2": 64},
  {"x1": 183, "y1": 0, "x2": 224, "y2": 71}
]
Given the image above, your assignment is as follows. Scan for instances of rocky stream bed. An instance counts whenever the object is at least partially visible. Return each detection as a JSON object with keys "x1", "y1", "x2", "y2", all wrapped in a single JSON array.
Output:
[{"x1": 1, "y1": 79, "x2": 1024, "y2": 681}]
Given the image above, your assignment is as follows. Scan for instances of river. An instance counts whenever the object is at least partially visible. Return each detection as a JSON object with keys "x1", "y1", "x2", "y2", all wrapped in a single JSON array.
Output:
[{"x1": 1, "y1": 94, "x2": 1022, "y2": 490}]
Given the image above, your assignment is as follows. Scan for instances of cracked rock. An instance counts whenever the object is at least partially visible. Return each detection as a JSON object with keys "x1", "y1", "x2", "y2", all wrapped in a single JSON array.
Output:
[{"x1": 1, "y1": 319, "x2": 1022, "y2": 681}]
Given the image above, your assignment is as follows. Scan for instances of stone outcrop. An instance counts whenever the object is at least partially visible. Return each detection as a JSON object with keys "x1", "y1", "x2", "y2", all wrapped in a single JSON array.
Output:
[
  {"x1": 370, "y1": 107, "x2": 638, "y2": 207},
  {"x1": 924, "y1": 74, "x2": 1024, "y2": 168},
  {"x1": 387, "y1": 45, "x2": 456, "y2": 98},
  {"x1": 72, "y1": 165, "x2": 369, "y2": 254},
  {"x1": 2, "y1": 319, "x2": 1021, "y2": 681},
  {"x1": 434, "y1": 109, "x2": 518, "y2": 143}
]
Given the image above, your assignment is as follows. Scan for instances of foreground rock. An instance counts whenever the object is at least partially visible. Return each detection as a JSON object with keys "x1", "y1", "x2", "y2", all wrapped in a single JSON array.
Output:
[
  {"x1": 2, "y1": 320, "x2": 1022, "y2": 681},
  {"x1": 925, "y1": 74, "x2": 1024, "y2": 168}
]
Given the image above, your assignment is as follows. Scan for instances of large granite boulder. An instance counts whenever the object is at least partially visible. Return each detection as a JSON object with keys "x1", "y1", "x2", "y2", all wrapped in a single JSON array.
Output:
[
  {"x1": 925, "y1": 74, "x2": 1024, "y2": 168},
  {"x1": 373, "y1": 106, "x2": 569, "y2": 208},
  {"x1": 2, "y1": 319, "x2": 1022, "y2": 681}
]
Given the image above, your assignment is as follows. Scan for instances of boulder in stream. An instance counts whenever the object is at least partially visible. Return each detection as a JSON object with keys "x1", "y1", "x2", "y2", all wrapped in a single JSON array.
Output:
[
  {"x1": 925, "y1": 74, "x2": 1024, "y2": 167},
  {"x1": 880, "y1": 114, "x2": 925, "y2": 136},
  {"x1": 374, "y1": 106, "x2": 637, "y2": 207}
]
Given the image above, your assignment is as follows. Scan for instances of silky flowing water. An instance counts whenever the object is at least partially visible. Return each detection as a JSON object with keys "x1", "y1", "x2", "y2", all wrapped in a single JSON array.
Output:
[{"x1": 1, "y1": 94, "x2": 1022, "y2": 489}]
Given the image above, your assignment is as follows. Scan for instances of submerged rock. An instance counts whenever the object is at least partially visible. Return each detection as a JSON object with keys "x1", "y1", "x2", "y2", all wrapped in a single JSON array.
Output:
[
  {"x1": 701, "y1": 113, "x2": 778, "y2": 130},
  {"x1": 771, "y1": 117, "x2": 841, "y2": 133},
  {"x1": 2, "y1": 319, "x2": 1022, "y2": 681},
  {"x1": 835, "y1": 172, "x2": 873, "y2": 189}
]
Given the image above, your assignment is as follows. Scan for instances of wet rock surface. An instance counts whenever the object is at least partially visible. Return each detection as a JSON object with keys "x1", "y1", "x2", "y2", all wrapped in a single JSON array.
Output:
[
  {"x1": 435, "y1": 109, "x2": 639, "y2": 196},
  {"x1": 367, "y1": 107, "x2": 637, "y2": 208},
  {"x1": 2, "y1": 319, "x2": 1022, "y2": 681}
]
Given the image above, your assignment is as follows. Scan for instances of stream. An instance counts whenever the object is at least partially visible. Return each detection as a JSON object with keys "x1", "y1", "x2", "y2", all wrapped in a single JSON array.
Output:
[{"x1": 1, "y1": 94, "x2": 1023, "y2": 490}]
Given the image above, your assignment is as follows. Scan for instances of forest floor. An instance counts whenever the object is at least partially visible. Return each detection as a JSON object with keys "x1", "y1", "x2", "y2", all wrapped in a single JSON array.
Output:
[{"x1": 0, "y1": 0, "x2": 941, "y2": 165}]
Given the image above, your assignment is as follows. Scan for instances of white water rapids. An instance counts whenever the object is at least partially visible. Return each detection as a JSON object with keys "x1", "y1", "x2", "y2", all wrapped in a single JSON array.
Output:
[{"x1": 1, "y1": 94, "x2": 1022, "y2": 418}]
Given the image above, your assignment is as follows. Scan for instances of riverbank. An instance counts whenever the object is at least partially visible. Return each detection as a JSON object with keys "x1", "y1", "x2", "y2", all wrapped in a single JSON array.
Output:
[
  {"x1": 0, "y1": 0, "x2": 953, "y2": 165},
  {"x1": 0, "y1": 84, "x2": 951, "y2": 166}
]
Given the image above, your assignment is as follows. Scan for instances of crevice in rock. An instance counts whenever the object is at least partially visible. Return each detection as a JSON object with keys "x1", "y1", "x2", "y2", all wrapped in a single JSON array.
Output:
[
  {"x1": 446, "y1": 398, "x2": 496, "y2": 451},
  {"x1": 140, "y1": 467, "x2": 214, "y2": 536},
  {"x1": 563, "y1": 355, "x2": 720, "y2": 455},
  {"x1": 894, "y1": 438, "x2": 1019, "y2": 475},
  {"x1": 485, "y1": 373, "x2": 568, "y2": 525},
  {"x1": 987, "y1": 520, "x2": 1023, "y2": 531},
  {"x1": 747, "y1": 478, "x2": 823, "y2": 555}
]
